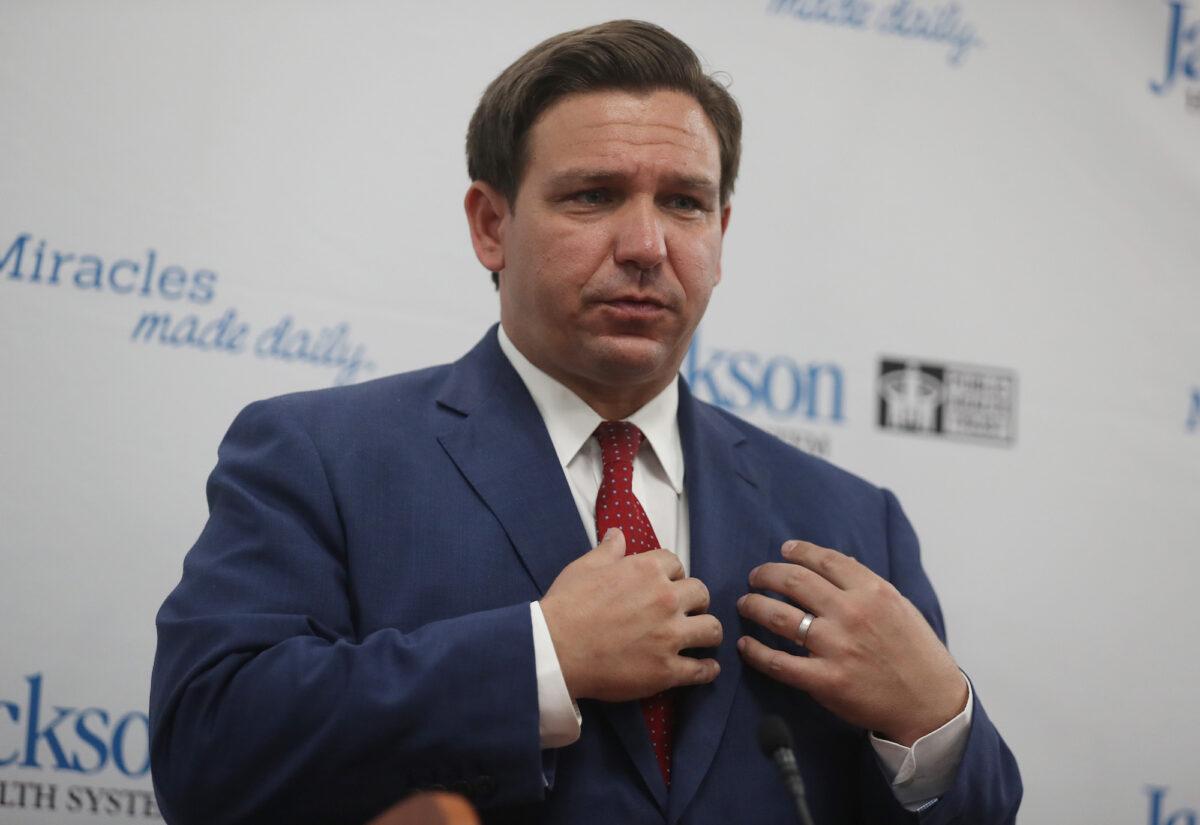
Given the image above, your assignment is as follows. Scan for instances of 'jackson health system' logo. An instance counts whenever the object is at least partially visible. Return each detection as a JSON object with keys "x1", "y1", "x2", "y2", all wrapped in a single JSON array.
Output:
[
  {"x1": 685, "y1": 330, "x2": 845, "y2": 456},
  {"x1": 1150, "y1": 1, "x2": 1200, "y2": 114},
  {"x1": 0, "y1": 674, "x2": 158, "y2": 818}
]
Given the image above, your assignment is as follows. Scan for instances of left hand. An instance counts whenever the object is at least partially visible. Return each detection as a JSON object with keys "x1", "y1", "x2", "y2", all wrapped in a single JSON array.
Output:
[{"x1": 736, "y1": 540, "x2": 968, "y2": 746}]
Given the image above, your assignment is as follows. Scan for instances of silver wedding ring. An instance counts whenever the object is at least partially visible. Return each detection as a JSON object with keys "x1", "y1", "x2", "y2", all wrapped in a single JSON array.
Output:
[{"x1": 796, "y1": 612, "x2": 816, "y2": 646}]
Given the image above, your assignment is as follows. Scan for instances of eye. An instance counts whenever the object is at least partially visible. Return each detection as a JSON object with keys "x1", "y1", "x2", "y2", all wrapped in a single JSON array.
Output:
[
  {"x1": 573, "y1": 189, "x2": 611, "y2": 205},
  {"x1": 665, "y1": 194, "x2": 705, "y2": 212}
]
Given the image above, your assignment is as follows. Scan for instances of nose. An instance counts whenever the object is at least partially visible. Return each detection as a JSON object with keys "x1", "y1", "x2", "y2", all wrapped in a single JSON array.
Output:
[{"x1": 613, "y1": 198, "x2": 667, "y2": 272}]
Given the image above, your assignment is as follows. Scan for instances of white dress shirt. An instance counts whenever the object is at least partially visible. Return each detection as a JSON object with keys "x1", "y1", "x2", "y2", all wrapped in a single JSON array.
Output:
[{"x1": 496, "y1": 326, "x2": 971, "y2": 810}]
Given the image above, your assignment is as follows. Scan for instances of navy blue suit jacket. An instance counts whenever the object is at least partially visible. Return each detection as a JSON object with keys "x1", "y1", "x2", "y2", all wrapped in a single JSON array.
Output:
[{"x1": 150, "y1": 327, "x2": 1021, "y2": 824}]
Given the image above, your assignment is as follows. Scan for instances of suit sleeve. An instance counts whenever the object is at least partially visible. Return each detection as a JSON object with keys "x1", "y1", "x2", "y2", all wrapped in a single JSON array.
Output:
[
  {"x1": 149, "y1": 399, "x2": 547, "y2": 825},
  {"x1": 880, "y1": 488, "x2": 1023, "y2": 825}
]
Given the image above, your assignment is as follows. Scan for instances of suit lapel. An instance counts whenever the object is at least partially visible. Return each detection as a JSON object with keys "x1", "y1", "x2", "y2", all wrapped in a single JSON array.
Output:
[
  {"x1": 667, "y1": 384, "x2": 769, "y2": 825},
  {"x1": 435, "y1": 328, "x2": 668, "y2": 811},
  {"x1": 435, "y1": 328, "x2": 590, "y2": 595}
]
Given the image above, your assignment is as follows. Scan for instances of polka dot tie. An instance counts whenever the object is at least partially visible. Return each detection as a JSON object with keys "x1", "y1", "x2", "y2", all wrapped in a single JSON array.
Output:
[{"x1": 594, "y1": 420, "x2": 675, "y2": 787}]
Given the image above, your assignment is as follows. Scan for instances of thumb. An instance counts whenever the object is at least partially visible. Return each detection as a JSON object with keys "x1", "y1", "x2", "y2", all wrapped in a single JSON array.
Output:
[{"x1": 596, "y1": 527, "x2": 626, "y2": 559}]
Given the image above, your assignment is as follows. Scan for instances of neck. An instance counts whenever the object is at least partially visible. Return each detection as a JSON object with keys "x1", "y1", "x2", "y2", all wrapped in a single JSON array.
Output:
[
  {"x1": 532, "y1": 356, "x2": 673, "y2": 421},
  {"x1": 572, "y1": 380, "x2": 670, "y2": 422}
]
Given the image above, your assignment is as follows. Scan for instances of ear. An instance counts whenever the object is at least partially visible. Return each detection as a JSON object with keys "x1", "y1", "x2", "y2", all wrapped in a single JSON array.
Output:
[
  {"x1": 714, "y1": 202, "x2": 732, "y2": 285},
  {"x1": 464, "y1": 181, "x2": 510, "y2": 273}
]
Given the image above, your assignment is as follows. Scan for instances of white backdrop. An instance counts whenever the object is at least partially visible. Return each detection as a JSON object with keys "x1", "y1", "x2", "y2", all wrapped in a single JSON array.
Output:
[{"x1": 2, "y1": 1, "x2": 1198, "y2": 822}]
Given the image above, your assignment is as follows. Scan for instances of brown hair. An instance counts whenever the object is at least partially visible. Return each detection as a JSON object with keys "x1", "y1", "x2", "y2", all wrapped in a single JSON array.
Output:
[{"x1": 466, "y1": 18, "x2": 742, "y2": 211}]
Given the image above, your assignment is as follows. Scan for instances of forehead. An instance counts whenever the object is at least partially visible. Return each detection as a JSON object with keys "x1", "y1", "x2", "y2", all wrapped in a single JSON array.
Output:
[{"x1": 524, "y1": 89, "x2": 720, "y2": 181}]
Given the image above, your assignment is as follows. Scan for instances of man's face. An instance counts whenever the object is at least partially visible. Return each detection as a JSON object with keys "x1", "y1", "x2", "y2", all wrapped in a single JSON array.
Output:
[{"x1": 489, "y1": 89, "x2": 730, "y2": 410}]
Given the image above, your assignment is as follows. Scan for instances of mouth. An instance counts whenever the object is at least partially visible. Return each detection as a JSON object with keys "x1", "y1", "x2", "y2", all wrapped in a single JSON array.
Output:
[
  {"x1": 597, "y1": 297, "x2": 670, "y2": 320},
  {"x1": 599, "y1": 293, "x2": 668, "y2": 308}
]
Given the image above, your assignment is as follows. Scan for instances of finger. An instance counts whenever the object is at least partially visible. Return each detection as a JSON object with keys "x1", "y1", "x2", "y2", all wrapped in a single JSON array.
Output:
[
  {"x1": 736, "y1": 635, "x2": 822, "y2": 691},
  {"x1": 747, "y1": 562, "x2": 841, "y2": 615},
  {"x1": 781, "y1": 540, "x2": 873, "y2": 590},
  {"x1": 677, "y1": 613, "x2": 723, "y2": 649},
  {"x1": 736, "y1": 593, "x2": 825, "y2": 650},
  {"x1": 674, "y1": 577, "x2": 711, "y2": 615},
  {"x1": 642, "y1": 548, "x2": 685, "y2": 581},
  {"x1": 669, "y1": 656, "x2": 720, "y2": 688},
  {"x1": 596, "y1": 527, "x2": 627, "y2": 559}
]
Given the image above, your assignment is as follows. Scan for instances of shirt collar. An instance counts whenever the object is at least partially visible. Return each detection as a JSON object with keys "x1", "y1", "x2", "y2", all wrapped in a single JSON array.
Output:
[{"x1": 497, "y1": 324, "x2": 685, "y2": 494}]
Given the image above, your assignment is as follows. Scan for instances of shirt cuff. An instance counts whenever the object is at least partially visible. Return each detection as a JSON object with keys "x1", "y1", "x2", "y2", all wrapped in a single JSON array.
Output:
[
  {"x1": 530, "y1": 601, "x2": 582, "y2": 749},
  {"x1": 869, "y1": 673, "x2": 973, "y2": 811}
]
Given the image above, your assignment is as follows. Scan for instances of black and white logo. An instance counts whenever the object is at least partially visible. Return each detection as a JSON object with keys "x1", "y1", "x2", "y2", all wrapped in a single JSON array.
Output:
[{"x1": 877, "y1": 357, "x2": 1017, "y2": 445}]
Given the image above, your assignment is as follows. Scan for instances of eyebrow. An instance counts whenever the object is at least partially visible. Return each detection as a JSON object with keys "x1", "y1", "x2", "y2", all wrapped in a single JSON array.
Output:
[{"x1": 547, "y1": 168, "x2": 719, "y2": 195}]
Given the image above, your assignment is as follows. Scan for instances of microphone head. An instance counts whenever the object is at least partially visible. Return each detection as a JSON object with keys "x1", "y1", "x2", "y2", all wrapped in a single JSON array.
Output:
[{"x1": 757, "y1": 714, "x2": 794, "y2": 756}]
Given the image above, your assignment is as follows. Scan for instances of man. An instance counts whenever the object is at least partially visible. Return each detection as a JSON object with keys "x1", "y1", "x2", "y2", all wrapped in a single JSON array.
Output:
[{"x1": 150, "y1": 20, "x2": 1020, "y2": 825}]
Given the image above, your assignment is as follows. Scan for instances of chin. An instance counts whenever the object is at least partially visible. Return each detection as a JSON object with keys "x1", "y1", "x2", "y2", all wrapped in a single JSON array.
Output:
[{"x1": 584, "y1": 336, "x2": 676, "y2": 384}]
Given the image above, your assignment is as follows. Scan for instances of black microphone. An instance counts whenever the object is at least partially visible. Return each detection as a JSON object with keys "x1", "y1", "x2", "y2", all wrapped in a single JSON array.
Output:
[{"x1": 758, "y1": 715, "x2": 816, "y2": 825}]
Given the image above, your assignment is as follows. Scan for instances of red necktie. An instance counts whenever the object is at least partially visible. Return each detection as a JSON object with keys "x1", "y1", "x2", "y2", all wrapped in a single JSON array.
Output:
[{"x1": 594, "y1": 420, "x2": 676, "y2": 787}]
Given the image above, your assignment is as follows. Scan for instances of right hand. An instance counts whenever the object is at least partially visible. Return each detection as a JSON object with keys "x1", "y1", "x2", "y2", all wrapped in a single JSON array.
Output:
[{"x1": 539, "y1": 528, "x2": 723, "y2": 702}]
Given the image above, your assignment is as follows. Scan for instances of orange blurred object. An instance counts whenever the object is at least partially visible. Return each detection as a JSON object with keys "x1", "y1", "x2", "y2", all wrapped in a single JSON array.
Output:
[{"x1": 366, "y1": 792, "x2": 481, "y2": 825}]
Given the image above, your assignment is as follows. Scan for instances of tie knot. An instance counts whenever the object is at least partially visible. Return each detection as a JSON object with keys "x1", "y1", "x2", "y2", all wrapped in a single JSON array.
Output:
[{"x1": 595, "y1": 420, "x2": 644, "y2": 469}]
